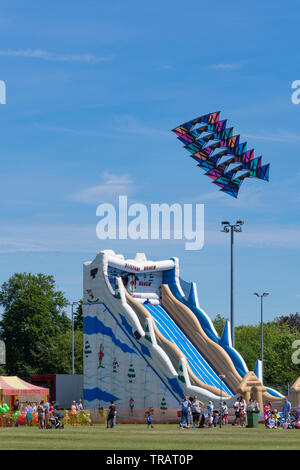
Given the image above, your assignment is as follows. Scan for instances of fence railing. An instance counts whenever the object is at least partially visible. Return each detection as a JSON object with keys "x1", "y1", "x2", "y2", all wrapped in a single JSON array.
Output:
[{"x1": 265, "y1": 383, "x2": 290, "y2": 397}]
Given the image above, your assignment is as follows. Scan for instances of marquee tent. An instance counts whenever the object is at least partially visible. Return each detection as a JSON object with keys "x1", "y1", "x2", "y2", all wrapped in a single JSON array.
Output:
[{"x1": 0, "y1": 376, "x2": 49, "y2": 407}]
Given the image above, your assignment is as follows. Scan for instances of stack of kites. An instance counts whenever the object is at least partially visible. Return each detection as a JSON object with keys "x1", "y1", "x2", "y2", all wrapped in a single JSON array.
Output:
[{"x1": 172, "y1": 111, "x2": 270, "y2": 198}]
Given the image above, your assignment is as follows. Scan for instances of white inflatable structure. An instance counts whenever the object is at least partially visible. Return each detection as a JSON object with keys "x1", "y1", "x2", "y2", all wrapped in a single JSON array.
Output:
[{"x1": 83, "y1": 250, "x2": 284, "y2": 421}]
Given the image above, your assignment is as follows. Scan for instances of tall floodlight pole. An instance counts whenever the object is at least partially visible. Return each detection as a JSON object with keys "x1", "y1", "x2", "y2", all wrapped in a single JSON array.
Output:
[
  {"x1": 253, "y1": 292, "x2": 269, "y2": 383},
  {"x1": 221, "y1": 220, "x2": 244, "y2": 348}
]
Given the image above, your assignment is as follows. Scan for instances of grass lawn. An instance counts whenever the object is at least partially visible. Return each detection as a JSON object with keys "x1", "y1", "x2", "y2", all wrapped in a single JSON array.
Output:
[{"x1": 0, "y1": 424, "x2": 300, "y2": 450}]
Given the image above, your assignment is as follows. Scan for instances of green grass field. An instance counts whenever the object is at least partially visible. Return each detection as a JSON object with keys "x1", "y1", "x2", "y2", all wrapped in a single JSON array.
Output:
[{"x1": 0, "y1": 424, "x2": 300, "y2": 450}]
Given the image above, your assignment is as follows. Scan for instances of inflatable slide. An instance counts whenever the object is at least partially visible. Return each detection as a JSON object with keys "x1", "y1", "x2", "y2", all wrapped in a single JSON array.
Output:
[{"x1": 83, "y1": 250, "x2": 284, "y2": 421}]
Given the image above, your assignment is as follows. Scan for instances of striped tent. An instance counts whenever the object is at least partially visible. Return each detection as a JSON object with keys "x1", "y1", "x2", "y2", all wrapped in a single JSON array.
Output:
[{"x1": 0, "y1": 376, "x2": 49, "y2": 407}]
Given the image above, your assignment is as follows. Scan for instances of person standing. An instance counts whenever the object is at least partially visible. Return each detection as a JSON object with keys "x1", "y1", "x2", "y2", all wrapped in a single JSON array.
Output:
[
  {"x1": 180, "y1": 396, "x2": 191, "y2": 427},
  {"x1": 77, "y1": 399, "x2": 83, "y2": 411},
  {"x1": 232, "y1": 397, "x2": 240, "y2": 426},
  {"x1": 264, "y1": 400, "x2": 272, "y2": 426},
  {"x1": 37, "y1": 401, "x2": 45, "y2": 429},
  {"x1": 44, "y1": 400, "x2": 50, "y2": 428},
  {"x1": 71, "y1": 401, "x2": 77, "y2": 414},
  {"x1": 222, "y1": 402, "x2": 228, "y2": 425},
  {"x1": 106, "y1": 401, "x2": 116, "y2": 429},
  {"x1": 146, "y1": 408, "x2": 154, "y2": 429},
  {"x1": 191, "y1": 396, "x2": 203, "y2": 426},
  {"x1": 239, "y1": 396, "x2": 247, "y2": 427},
  {"x1": 282, "y1": 397, "x2": 291, "y2": 422},
  {"x1": 12, "y1": 399, "x2": 20, "y2": 412},
  {"x1": 207, "y1": 401, "x2": 214, "y2": 422}
]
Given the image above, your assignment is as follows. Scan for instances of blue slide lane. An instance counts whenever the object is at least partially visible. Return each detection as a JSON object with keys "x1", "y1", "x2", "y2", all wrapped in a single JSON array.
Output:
[
  {"x1": 144, "y1": 303, "x2": 233, "y2": 396},
  {"x1": 163, "y1": 266, "x2": 248, "y2": 378}
]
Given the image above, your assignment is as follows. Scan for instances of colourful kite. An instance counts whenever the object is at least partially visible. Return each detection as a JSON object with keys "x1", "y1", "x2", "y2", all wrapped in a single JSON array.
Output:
[{"x1": 172, "y1": 112, "x2": 270, "y2": 198}]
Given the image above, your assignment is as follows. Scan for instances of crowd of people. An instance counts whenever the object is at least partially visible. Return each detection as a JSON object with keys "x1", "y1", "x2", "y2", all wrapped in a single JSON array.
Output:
[
  {"x1": 10, "y1": 393, "x2": 300, "y2": 431},
  {"x1": 178, "y1": 395, "x2": 299, "y2": 429},
  {"x1": 263, "y1": 397, "x2": 300, "y2": 429},
  {"x1": 180, "y1": 396, "x2": 233, "y2": 429},
  {"x1": 12, "y1": 399, "x2": 54, "y2": 429},
  {"x1": 102, "y1": 396, "x2": 300, "y2": 430},
  {"x1": 11, "y1": 397, "x2": 84, "y2": 429}
]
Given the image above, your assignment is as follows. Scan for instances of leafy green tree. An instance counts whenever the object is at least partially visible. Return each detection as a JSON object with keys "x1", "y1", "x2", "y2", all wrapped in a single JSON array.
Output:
[
  {"x1": 44, "y1": 329, "x2": 83, "y2": 375},
  {"x1": 276, "y1": 313, "x2": 300, "y2": 332},
  {"x1": 74, "y1": 300, "x2": 83, "y2": 331},
  {"x1": 0, "y1": 273, "x2": 71, "y2": 379},
  {"x1": 235, "y1": 322, "x2": 300, "y2": 386},
  {"x1": 213, "y1": 314, "x2": 228, "y2": 337}
]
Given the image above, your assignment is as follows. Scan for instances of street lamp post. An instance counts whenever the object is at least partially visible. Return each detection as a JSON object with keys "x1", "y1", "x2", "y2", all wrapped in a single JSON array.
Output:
[
  {"x1": 219, "y1": 374, "x2": 226, "y2": 428},
  {"x1": 253, "y1": 292, "x2": 269, "y2": 383},
  {"x1": 221, "y1": 220, "x2": 244, "y2": 348}
]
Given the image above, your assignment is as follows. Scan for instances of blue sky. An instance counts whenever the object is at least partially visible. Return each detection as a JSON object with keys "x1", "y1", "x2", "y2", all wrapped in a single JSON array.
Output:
[{"x1": 0, "y1": 0, "x2": 300, "y2": 326}]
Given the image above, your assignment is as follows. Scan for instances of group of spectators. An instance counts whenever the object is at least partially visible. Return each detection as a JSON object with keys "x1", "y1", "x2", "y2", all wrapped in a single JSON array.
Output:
[
  {"x1": 71, "y1": 399, "x2": 84, "y2": 414},
  {"x1": 180, "y1": 396, "x2": 230, "y2": 428},
  {"x1": 36, "y1": 400, "x2": 54, "y2": 429},
  {"x1": 12, "y1": 398, "x2": 53, "y2": 429},
  {"x1": 232, "y1": 395, "x2": 251, "y2": 426},
  {"x1": 37, "y1": 398, "x2": 84, "y2": 429},
  {"x1": 12, "y1": 397, "x2": 84, "y2": 429},
  {"x1": 179, "y1": 395, "x2": 296, "y2": 429},
  {"x1": 264, "y1": 397, "x2": 293, "y2": 428}
]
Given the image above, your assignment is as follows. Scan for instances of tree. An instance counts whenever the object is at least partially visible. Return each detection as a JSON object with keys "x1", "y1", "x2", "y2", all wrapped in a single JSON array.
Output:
[
  {"x1": 276, "y1": 313, "x2": 300, "y2": 332},
  {"x1": 74, "y1": 300, "x2": 83, "y2": 331},
  {"x1": 0, "y1": 273, "x2": 71, "y2": 379},
  {"x1": 213, "y1": 314, "x2": 228, "y2": 337},
  {"x1": 235, "y1": 321, "x2": 300, "y2": 387}
]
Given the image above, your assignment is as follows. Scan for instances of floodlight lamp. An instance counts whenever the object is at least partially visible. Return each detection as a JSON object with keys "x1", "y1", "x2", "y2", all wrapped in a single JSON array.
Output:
[
  {"x1": 263, "y1": 292, "x2": 269, "y2": 297},
  {"x1": 253, "y1": 293, "x2": 259, "y2": 297},
  {"x1": 222, "y1": 221, "x2": 230, "y2": 225},
  {"x1": 236, "y1": 220, "x2": 244, "y2": 225}
]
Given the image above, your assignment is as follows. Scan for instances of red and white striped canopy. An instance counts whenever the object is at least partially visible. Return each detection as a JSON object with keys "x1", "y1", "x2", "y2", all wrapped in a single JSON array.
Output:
[{"x1": 0, "y1": 376, "x2": 49, "y2": 396}]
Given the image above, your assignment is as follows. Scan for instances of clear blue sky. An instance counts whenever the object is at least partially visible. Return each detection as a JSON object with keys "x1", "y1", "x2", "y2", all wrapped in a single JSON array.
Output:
[{"x1": 0, "y1": 0, "x2": 300, "y2": 326}]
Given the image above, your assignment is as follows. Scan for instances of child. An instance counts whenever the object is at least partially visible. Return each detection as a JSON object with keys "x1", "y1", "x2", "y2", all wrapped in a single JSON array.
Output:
[
  {"x1": 266, "y1": 413, "x2": 276, "y2": 429},
  {"x1": 213, "y1": 410, "x2": 219, "y2": 428},
  {"x1": 273, "y1": 409, "x2": 280, "y2": 428},
  {"x1": 264, "y1": 400, "x2": 272, "y2": 425},
  {"x1": 146, "y1": 408, "x2": 154, "y2": 429},
  {"x1": 222, "y1": 402, "x2": 228, "y2": 425},
  {"x1": 206, "y1": 414, "x2": 213, "y2": 428},
  {"x1": 207, "y1": 401, "x2": 214, "y2": 426}
]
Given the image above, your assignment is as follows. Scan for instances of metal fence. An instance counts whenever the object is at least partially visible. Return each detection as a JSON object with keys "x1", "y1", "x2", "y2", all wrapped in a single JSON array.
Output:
[{"x1": 265, "y1": 383, "x2": 290, "y2": 397}]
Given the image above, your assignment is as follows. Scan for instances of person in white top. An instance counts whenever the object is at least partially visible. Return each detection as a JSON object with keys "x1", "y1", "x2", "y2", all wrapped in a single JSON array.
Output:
[
  {"x1": 219, "y1": 401, "x2": 228, "y2": 425},
  {"x1": 233, "y1": 397, "x2": 240, "y2": 426},
  {"x1": 239, "y1": 396, "x2": 247, "y2": 427}
]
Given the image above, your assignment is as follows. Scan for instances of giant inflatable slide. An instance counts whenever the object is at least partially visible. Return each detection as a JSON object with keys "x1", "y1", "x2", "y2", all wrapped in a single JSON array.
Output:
[{"x1": 83, "y1": 250, "x2": 285, "y2": 421}]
